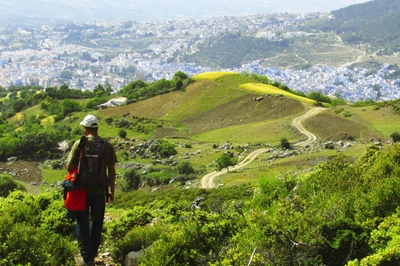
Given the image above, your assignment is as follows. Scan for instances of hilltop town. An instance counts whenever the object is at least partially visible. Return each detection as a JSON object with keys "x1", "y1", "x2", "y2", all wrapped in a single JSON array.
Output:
[{"x1": 0, "y1": 12, "x2": 399, "y2": 102}]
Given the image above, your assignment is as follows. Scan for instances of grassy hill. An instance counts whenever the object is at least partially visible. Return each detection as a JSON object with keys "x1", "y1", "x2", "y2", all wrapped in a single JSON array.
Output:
[
  {"x1": 88, "y1": 72, "x2": 396, "y2": 185},
  {"x1": 303, "y1": 0, "x2": 400, "y2": 53},
  {"x1": 98, "y1": 72, "x2": 387, "y2": 143},
  {"x1": 5, "y1": 71, "x2": 400, "y2": 190}
]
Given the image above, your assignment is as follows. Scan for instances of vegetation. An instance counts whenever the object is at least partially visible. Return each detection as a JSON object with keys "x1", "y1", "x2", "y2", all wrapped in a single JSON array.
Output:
[
  {"x1": 2, "y1": 145, "x2": 400, "y2": 265},
  {"x1": 215, "y1": 153, "x2": 238, "y2": 172},
  {"x1": 1, "y1": 70, "x2": 400, "y2": 265},
  {"x1": 182, "y1": 32, "x2": 290, "y2": 69},
  {"x1": 0, "y1": 175, "x2": 26, "y2": 197},
  {"x1": 303, "y1": 0, "x2": 400, "y2": 53}
]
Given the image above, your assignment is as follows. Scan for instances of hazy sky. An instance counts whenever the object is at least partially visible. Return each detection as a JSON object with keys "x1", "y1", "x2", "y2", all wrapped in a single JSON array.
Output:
[{"x1": 1, "y1": 0, "x2": 372, "y2": 23}]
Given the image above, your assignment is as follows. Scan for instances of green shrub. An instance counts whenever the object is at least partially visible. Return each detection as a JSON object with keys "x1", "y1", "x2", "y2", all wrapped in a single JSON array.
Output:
[
  {"x1": 177, "y1": 161, "x2": 195, "y2": 175},
  {"x1": 0, "y1": 191, "x2": 77, "y2": 265},
  {"x1": 279, "y1": 137, "x2": 291, "y2": 149},
  {"x1": 104, "y1": 207, "x2": 154, "y2": 243},
  {"x1": 390, "y1": 131, "x2": 400, "y2": 142},
  {"x1": 0, "y1": 224, "x2": 76, "y2": 266},
  {"x1": 112, "y1": 224, "x2": 164, "y2": 263},
  {"x1": 0, "y1": 174, "x2": 26, "y2": 197},
  {"x1": 118, "y1": 128, "x2": 127, "y2": 138},
  {"x1": 122, "y1": 169, "x2": 141, "y2": 191}
]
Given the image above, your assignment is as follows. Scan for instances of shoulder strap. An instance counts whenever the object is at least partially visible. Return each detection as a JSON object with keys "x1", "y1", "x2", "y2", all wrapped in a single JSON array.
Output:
[{"x1": 77, "y1": 136, "x2": 87, "y2": 175}]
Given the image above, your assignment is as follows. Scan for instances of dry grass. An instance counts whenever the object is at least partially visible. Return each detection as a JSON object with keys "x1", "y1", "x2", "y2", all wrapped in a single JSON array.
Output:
[{"x1": 303, "y1": 110, "x2": 384, "y2": 141}]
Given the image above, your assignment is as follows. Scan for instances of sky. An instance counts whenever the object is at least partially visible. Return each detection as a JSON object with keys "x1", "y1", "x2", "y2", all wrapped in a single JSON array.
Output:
[{"x1": 0, "y1": 0, "x2": 372, "y2": 23}]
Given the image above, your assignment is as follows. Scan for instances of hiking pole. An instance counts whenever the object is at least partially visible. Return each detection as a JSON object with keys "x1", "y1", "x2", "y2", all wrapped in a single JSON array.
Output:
[{"x1": 247, "y1": 248, "x2": 257, "y2": 266}]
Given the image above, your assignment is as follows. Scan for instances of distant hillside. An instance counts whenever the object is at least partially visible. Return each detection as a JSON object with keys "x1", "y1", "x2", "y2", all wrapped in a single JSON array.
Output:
[
  {"x1": 182, "y1": 32, "x2": 291, "y2": 69},
  {"x1": 303, "y1": 0, "x2": 400, "y2": 53},
  {"x1": 99, "y1": 72, "x2": 386, "y2": 143}
]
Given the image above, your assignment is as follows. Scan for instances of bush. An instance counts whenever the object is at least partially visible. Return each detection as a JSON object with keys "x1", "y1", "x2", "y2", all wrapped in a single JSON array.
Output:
[
  {"x1": 122, "y1": 169, "x2": 141, "y2": 191},
  {"x1": 118, "y1": 129, "x2": 127, "y2": 138},
  {"x1": 111, "y1": 224, "x2": 164, "y2": 264},
  {"x1": 104, "y1": 206, "x2": 154, "y2": 243},
  {"x1": 0, "y1": 224, "x2": 76, "y2": 266},
  {"x1": 0, "y1": 175, "x2": 26, "y2": 197},
  {"x1": 390, "y1": 131, "x2": 400, "y2": 142},
  {"x1": 0, "y1": 191, "x2": 77, "y2": 265},
  {"x1": 279, "y1": 137, "x2": 291, "y2": 149},
  {"x1": 177, "y1": 161, "x2": 195, "y2": 175}
]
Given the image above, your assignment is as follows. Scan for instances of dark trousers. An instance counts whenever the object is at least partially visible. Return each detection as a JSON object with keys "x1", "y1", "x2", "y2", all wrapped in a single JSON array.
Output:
[{"x1": 75, "y1": 193, "x2": 106, "y2": 261}]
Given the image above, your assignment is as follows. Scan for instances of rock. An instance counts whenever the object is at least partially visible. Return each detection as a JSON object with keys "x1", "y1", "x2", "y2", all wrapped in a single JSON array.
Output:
[{"x1": 7, "y1": 157, "x2": 17, "y2": 163}]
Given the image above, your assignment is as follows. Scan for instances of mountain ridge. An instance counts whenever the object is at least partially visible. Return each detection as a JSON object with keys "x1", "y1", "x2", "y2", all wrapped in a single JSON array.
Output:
[{"x1": 0, "y1": 0, "x2": 370, "y2": 24}]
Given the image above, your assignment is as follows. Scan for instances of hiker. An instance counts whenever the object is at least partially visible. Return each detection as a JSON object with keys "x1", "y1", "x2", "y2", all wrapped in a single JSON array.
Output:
[{"x1": 66, "y1": 114, "x2": 117, "y2": 266}]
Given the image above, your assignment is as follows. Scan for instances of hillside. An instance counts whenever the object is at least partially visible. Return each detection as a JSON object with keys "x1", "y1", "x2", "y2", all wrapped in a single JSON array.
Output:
[
  {"x1": 304, "y1": 0, "x2": 400, "y2": 53},
  {"x1": 3, "y1": 71, "x2": 400, "y2": 265},
  {"x1": 98, "y1": 72, "x2": 386, "y2": 143}
]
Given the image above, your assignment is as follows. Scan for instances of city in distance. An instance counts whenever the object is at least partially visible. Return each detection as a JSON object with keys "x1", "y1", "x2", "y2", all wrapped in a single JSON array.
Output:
[{"x1": 0, "y1": 0, "x2": 399, "y2": 103}]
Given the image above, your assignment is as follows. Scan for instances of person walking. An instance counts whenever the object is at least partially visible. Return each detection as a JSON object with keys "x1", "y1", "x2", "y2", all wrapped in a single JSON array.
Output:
[{"x1": 66, "y1": 114, "x2": 117, "y2": 266}]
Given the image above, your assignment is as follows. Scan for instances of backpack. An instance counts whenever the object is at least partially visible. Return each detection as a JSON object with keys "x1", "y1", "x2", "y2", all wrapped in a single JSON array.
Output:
[{"x1": 77, "y1": 138, "x2": 108, "y2": 190}]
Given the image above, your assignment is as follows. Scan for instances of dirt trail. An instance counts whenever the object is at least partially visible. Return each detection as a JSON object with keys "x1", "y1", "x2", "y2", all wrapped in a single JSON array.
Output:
[
  {"x1": 292, "y1": 107, "x2": 325, "y2": 147},
  {"x1": 200, "y1": 107, "x2": 325, "y2": 188}
]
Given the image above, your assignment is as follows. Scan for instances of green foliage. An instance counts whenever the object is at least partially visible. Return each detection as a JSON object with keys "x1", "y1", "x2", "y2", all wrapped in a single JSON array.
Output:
[
  {"x1": 215, "y1": 152, "x2": 238, "y2": 172},
  {"x1": 0, "y1": 174, "x2": 26, "y2": 198},
  {"x1": 104, "y1": 206, "x2": 154, "y2": 244},
  {"x1": 308, "y1": 91, "x2": 331, "y2": 103},
  {"x1": 0, "y1": 191, "x2": 77, "y2": 265},
  {"x1": 60, "y1": 98, "x2": 81, "y2": 116},
  {"x1": 122, "y1": 169, "x2": 141, "y2": 192},
  {"x1": 176, "y1": 161, "x2": 195, "y2": 175},
  {"x1": 140, "y1": 208, "x2": 245, "y2": 265},
  {"x1": 351, "y1": 100, "x2": 375, "y2": 107},
  {"x1": 0, "y1": 224, "x2": 76, "y2": 266},
  {"x1": 157, "y1": 140, "x2": 178, "y2": 158},
  {"x1": 306, "y1": 0, "x2": 400, "y2": 52},
  {"x1": 279, "y1": 137, "x2": 291, "y2": 149},
  {"x1": 110, "y1": 224, "x2": 164, "y2": 264},
  {"x1": 17, "y1": 129, "x2": 58, "y2": 156},
  {"x1": 331, "y1": 97, "x2": 347, "y2": 106},
  {"x1": 0, "y1": 137, "x2": 19, "y2": 161},
  {"x1": 390, "y1": 131, "x2": 400, "y2": 142},
  {"x1": 120, "y1": 72, "x2": 191, "y2": 101},
  {"x1": 183, "y1": 32, "x2": 290, "y2": 68},
  {"x1": 118, "y1": 128, "x2": 127, "y2": 138},
  {"x1": 83, "y1": 96, "x2": 109, "y2": 110}
]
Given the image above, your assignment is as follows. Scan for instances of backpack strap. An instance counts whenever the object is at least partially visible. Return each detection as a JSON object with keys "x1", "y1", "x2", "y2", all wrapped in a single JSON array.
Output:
[{"x1": 77, "y1": 135, "x2": 87, "y2": 175}]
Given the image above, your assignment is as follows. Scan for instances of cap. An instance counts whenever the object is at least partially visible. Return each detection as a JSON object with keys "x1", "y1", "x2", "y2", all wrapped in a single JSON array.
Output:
[{"x1": 80, "y1": 114, "x2": 98, "y2": 128}]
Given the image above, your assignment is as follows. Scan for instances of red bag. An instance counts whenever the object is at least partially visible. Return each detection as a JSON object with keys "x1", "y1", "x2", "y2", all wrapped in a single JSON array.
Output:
[
  {"x1": 65, "y1": 188, "x2": 86, "y2": 211},
  {"x1": 63, "y1": 167, "x2": 86, "y2": 211}
]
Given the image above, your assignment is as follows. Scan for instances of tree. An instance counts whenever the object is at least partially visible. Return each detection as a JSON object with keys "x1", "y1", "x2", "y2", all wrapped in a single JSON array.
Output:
[
  {"x1": 215, "y1": 153, "x2": 238, "y2": 172},
  {"x1": 123, "y1": 169, "x2": 141, "y2": 191},
  {"x1": 12, "y1": 99, "x2": 26, "y2": 112},
  {"x1": 173, "y1": 71, "x2": 188, "y2": 80},
  {"x1": 60, "y1": 99, "x2": 81, "y2": 116},
  {"x1": 279, "y1": 137, "x2": 291, "y2": 149}
]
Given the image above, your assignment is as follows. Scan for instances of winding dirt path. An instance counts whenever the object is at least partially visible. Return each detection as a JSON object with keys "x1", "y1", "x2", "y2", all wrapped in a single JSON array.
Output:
[
  {"x1": 292, "y1": 107, "x2": 325, "y2": 147},
  {"x1": 200, "y1": 107, "x2": 325, "y2": 188}
]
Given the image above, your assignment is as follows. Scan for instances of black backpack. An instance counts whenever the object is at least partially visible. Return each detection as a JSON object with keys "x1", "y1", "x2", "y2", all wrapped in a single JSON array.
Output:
[{"x1": 77, "y1": 137, "x2": 108, "y2": 190}]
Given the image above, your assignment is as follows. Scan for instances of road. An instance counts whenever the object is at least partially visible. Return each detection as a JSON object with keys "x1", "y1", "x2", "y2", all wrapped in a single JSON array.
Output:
[{"x1": 200, "y1": 107, "x2": 325, "y2": 188}]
